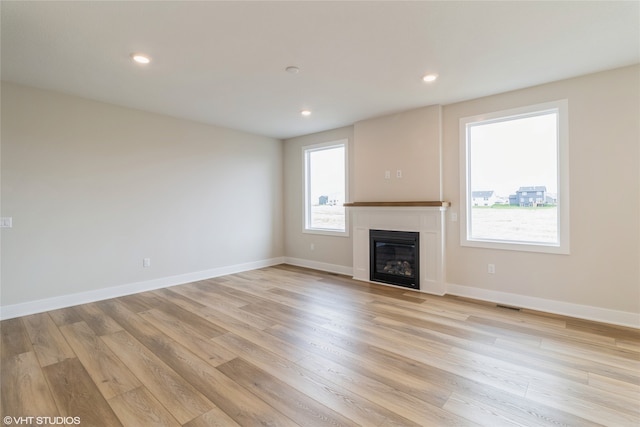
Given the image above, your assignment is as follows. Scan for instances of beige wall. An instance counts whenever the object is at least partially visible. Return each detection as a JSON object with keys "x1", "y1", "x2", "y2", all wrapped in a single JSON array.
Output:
[
  {"x1": 284, "y1": 65, "x2": 639, "y2": 323},
  {"x1": 353, "y1": 105, "x2": 442, "y2": 201},
  {"x1": 443, "y1": 65, "x2": 639, "y2": 314},
  {"x1": 282, "y1": 105, "x2": 443, "y2": 270},
  {"x1": 1, "y1": 82, "x2": 283, "y2": 307},
  {"x1": 3, "y1": 65, "x2": 638, "y2": 323},
  {"x1": 283, "y1": 127, "x2": 353, "y2": 271}
]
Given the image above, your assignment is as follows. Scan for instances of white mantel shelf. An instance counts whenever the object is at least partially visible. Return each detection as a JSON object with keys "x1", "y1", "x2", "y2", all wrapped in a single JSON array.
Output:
[{"x1": 348, "y1": 203, "x2": 447, "y2": 296}]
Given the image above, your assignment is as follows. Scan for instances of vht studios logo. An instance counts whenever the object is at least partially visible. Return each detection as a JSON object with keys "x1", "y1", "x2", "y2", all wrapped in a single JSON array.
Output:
[{"x1": 3, "y1": 416, "x2": 81, "y2": 425}]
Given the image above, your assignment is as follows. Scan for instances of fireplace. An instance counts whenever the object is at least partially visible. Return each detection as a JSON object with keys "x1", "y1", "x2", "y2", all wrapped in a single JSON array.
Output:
[
  {"x1": 369, "y1": 229, "x2": 419, "y2": 289},
  {"x1": 347, "y1": 202, "x2": 447, "y2": 295}
]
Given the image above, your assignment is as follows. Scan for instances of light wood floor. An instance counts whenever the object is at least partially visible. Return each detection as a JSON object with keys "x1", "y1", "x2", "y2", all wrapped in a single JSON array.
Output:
[{"x1": 2, "y1": 265, "x2": 639, "y2": 426}]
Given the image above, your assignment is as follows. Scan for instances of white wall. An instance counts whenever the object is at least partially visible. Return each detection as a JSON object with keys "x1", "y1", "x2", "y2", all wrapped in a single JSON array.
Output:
[
  {"x1": 443, "y1": 65, "x2": 639, "y2": 322},
  {"x1": 1, "y1": 82, "x2": 283, "y2": 313}
]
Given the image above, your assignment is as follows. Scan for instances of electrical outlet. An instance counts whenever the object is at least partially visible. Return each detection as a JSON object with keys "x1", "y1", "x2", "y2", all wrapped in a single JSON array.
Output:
[
  {"x1": 488, "y1": 264, "x2": 495, "y2": 274},
  {"x1": 143, "y1": 258, "x2": 151, "y2": 268},
  {"x1": 396, "y1": 169, "x2": 402, "y2": 178}
]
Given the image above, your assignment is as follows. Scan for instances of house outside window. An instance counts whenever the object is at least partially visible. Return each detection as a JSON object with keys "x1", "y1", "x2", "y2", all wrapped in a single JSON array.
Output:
[
  {"x1": 303, "y1": 139, "x2": 348, "y2": 236},
  {"x1": 459, "y1": 100, "x2": 569, "y2": 254}
]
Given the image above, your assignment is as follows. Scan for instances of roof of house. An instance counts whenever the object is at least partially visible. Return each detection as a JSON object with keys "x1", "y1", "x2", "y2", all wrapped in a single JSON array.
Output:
[
  {"x1": 517, "y1": 186, "x2": 547, "y2": 192},
  {"x1": 472, "y1": 191, "x2": 495, "y2": 198}
]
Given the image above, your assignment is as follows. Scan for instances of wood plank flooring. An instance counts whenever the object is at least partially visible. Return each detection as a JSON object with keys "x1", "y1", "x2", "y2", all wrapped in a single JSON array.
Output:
[{"x1": 1, "y1": 264, "x2": 639, "y2": 426}]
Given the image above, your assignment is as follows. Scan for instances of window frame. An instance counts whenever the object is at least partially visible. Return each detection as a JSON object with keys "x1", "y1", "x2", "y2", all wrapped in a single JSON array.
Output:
[
  {"x1": 302, "y1": 139, "x2": 349, "y2": 237},
  {"x1": 459, "y1": 100, "x2": 570, "y2": 254}
]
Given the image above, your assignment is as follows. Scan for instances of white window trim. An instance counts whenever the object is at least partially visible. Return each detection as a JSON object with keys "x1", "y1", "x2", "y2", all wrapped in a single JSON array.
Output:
[
  {"x1": 459, "y1": 100, "x2": 570, "y2": 254},
  {"x1": 302, "y1": 139, "x2": 349, "y2": 237}
]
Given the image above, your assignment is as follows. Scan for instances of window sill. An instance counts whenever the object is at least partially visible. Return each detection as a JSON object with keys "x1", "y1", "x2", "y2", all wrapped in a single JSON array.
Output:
[{"x1": 344, "y1": 201, "x2": 450, "y2": 207}]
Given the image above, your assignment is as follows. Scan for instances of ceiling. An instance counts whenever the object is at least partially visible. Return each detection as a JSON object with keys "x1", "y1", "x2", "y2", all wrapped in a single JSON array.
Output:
[{"x1": 2, "y1": 1, "x2": 638, "y2": 139}]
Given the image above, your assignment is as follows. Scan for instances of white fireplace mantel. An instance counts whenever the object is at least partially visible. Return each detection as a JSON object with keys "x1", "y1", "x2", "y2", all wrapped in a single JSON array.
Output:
[{"x1": 347, "y1": 202, "x2": 448, "y2": 295}]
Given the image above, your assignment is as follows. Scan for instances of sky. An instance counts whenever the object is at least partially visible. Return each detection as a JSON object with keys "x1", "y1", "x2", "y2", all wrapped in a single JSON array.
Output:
[
  {"x1": 308, "y1": 145, "x2": 345, "y2": 203},
  {"x1": 469, "y1": 111, "x2": 558, "y2": 197}
]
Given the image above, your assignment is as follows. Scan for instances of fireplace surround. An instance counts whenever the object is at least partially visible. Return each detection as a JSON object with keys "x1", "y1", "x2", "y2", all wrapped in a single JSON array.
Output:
[{"x1": 346, "y1": 201, "x2": 448, "y2": 295}]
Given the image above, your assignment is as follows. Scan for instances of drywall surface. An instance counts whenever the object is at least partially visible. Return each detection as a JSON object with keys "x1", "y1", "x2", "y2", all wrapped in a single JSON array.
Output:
[
  {"x1": 443, "y1": 65, "x2": 640, "y2": 315},
  {"x1": 1, "y1": 82, "x2": 283, "y2": 307},
  {"x1": 283, "y1": 126, "x2": 353, "y2": 272},
  {"x1": 353, "y1": 105, "x2": 442, "y2": 202}
]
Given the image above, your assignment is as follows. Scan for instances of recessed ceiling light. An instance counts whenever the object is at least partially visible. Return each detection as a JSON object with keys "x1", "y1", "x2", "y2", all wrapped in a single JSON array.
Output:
[
  {"x1": 131, "y1": 53, "x2": 151, "y2": 64},
  {"x1": 422, "y1": 73, "x2": 438, "y2": 82},
  {"x1": 301, "y1": 109, "x2": 311, "y2": 116}
]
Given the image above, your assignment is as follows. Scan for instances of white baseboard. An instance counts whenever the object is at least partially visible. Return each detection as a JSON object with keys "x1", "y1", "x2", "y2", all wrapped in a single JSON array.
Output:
[
  {"x1": 0, "y1": 257, "x2": 285, "y2": 320},
  {"x1": 283, "y1": 257, "x2": 353, "y2": 276},
  {"x1": 446, "y1": 282, "x2": 640, "y2": 329},
  {"x1": 4, "y1": 257, "x2": 636, "y2": 329},
  {"x1": 283, "y1": 259, "x2": 639, "y2": 328}
]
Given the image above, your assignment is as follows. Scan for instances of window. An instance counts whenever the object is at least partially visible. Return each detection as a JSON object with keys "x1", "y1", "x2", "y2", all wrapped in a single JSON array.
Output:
[
  {"x1": 460, "y1": 100, "x2": 569, "y2": 254},
  {"x1": 303, "y1": 139, "x2": 348, "y2": 235}
]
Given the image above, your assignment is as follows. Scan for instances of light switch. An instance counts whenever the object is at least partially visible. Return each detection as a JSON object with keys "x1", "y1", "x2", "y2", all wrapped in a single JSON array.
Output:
[{"x1": 0, "y1": 217, "x2": 12, "y2": 228}]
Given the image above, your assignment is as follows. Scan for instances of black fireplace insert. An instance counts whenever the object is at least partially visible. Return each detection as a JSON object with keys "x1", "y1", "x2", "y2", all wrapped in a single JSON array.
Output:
[{"x1": 369, "y1": 229, "x2": 419, "y2": 289}]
